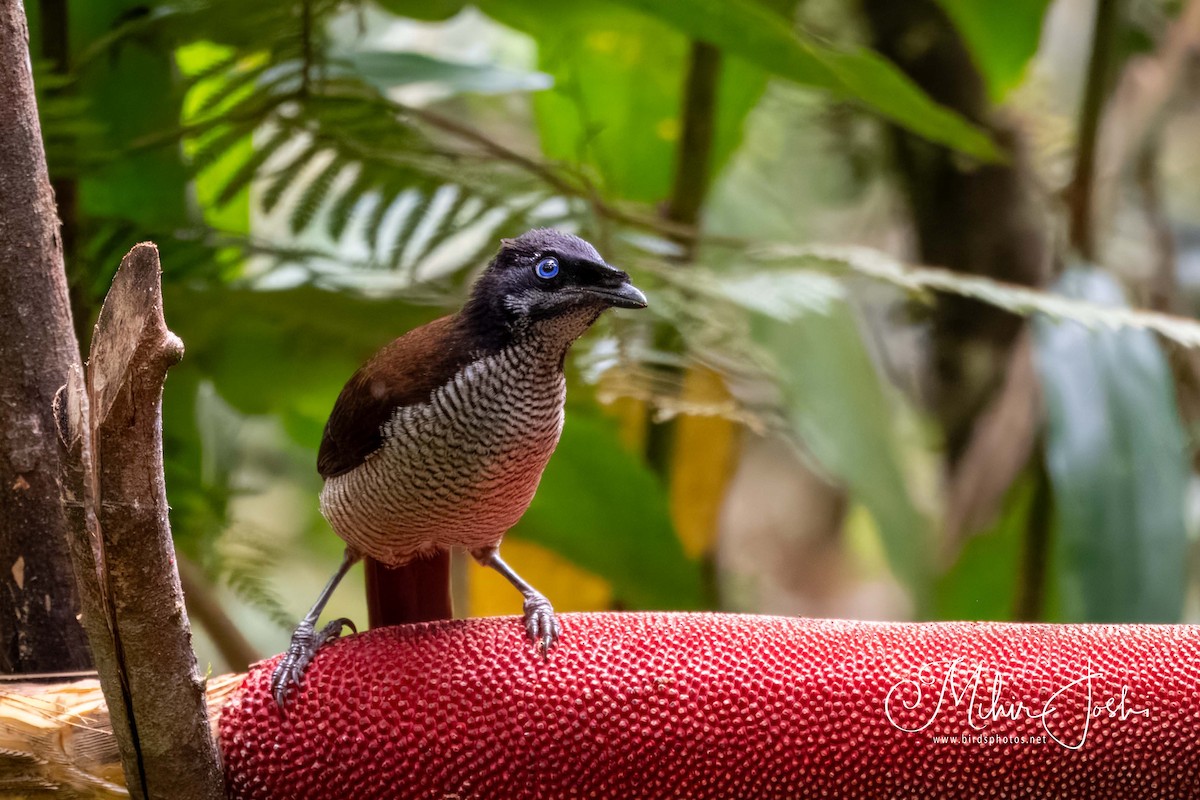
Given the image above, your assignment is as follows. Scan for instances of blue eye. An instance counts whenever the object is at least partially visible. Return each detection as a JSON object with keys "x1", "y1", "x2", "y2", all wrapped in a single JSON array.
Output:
[{"x1": 535, "y1": 257, "x2": 559, "y2": 279}]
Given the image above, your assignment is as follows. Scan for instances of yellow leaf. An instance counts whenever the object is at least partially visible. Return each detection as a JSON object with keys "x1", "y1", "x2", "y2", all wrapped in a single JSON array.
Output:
[
  {"x1": 466, "y1": 539, "x2": 612, "y2": 616},
  {"x1": 669, "y1": 368, "x2": 740, "y2": 559}
]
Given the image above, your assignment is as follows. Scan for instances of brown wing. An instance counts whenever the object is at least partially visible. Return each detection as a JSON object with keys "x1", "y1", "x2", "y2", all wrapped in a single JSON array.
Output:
[{"x1": 317, "y1": 314, "x2": 478, "y2": 479}]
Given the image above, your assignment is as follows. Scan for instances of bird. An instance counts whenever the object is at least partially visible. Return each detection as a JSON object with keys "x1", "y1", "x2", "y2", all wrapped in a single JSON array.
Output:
[{"x1": 270, "y1": 228, "x2": 648, "y2": 706}]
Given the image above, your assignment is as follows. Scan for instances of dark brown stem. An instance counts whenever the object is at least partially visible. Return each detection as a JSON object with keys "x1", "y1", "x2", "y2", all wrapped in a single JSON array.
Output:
[
  {"x1": 178, "y1": 554, "x2": 259, "y2": 673},
  {"x1": 644, "y1": 42, "x2": 723, "y2": 479},
  {"x1": 0, "y1": 0, "x2": 92, "y2": 675},
  {"x1": 36, "y1": 0, "x2": 87, "y2": 344},
  {"x1": 1013, "y1": 452, "x2": 1053, "y2": 621},
  {"x1": 1135, "y1": 138, "x2": 1177, "y2": 313},
  {"x1": 1069, "y1": 0, "x2": 1122, "y2": 259},
  {"x1": 299, "y1": 0, "x2": 313, "y2": 97},
  {"x1": 663, "y1": 41, "x2": 721, "y2": 258}
]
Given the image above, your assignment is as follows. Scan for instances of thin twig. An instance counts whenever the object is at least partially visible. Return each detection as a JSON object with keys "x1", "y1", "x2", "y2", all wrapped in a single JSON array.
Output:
[
  {"x1": 643, "y1": 41, "x2": 725, "y2": 480},
  {"x1": 1135, "y1": 138, "x2": 1178, "y2": 313},
  {"x1": 1014, "y1": 452, "x2": 1053, "y2": 621},
  {"x1": 400, "y1": 102, "x2": 746, "y2": 248},
  {"x1": 663, "y1": 41, "x2": 722, "y2": 259},
  {"x1": 1094, "y1": 0, "x2": 1200, "y2": 227},
  {"x1": 299, "y1": 0, "x2": 313, "y2": 97},
  {"x1": 178, "y1": 555, "x2": 259, "y2": 673}
]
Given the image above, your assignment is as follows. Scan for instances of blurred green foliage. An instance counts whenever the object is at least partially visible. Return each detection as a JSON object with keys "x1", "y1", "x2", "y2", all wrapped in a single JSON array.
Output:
[
  {"x1": 25, "y1": 0, "x2": 1200, "y2": 668},
  {"x1": 1035, "y1": 268, "x2": 1190, "y2": 622},
  {"x1": 936, "y1": 0, "x2": 1050, "y2": 101}
]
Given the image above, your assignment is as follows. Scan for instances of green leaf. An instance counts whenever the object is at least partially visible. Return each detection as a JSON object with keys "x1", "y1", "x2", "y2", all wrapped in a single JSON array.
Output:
[
  {"x1": 260, "y1": 142, "x2": 323, "y2": 215},
  {"x1": 71, "y1": 1, "x2": 193, "y2": 231},
  {"x1": 937, "y1": 0, "x2": 1050, "y2": 102},
  {"x1": 594, "y1": 0, "x2": 1000, "y2": 160},
  {"x1": 1033, "y1": 268, "x2": 1190, "y2": 622},
  {"x1": 213, "y1": 125, "x2": 292, "y2": 210},
  {"x1": 513, "y1": 411, "x2": 705, "y2": 610},
  {"x1": 346, "y1": 51, "x2": 552, "y2": 95},
  {"x1": 781, "y1": 308, "x2": 932, "y2": 607},
  {"x1": 486, "y1": 0, "x2": 769, "y2": 202},
  {"x1": 164, "y1": 284, "x2": 442, "y2": 444},
  {"x1": 936, "y1": 475, "x2": 1034, "y2": 620},
  {"x1": 723, "y1": 281, "x2": 932, "y2": 608},
  {"x1": 375, "y1": 0, "x2": 472, "y2": 21},
  {"x1": 717, "y1": 269, "x2": 846, "y2": 319}
]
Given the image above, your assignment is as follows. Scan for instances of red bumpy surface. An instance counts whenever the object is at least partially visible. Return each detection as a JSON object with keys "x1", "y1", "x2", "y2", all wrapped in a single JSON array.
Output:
[{"x1": 220, "y1": 613, "x2": 1200, "y2": 799}]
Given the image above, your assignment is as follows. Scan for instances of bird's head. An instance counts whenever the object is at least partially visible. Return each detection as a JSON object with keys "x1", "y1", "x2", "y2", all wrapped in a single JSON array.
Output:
[{"x1": 464, "y1": 229, "x2": 647, "y2": 337}]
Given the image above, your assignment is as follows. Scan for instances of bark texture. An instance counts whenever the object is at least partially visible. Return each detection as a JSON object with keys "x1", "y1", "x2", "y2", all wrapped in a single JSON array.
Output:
[
  {"x1": 56, "y1": 244, "x2": 223, "y2": 800},
  {"x1": 0, "y1": 0, "x2": 92, "y2": 674}
]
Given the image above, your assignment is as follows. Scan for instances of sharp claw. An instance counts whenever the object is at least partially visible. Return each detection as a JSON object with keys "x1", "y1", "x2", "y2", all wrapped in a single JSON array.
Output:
[
  {"x1": 270, "y1": 618, "x2": 356, "y2": 709},
  {"x1": 320, "y1": 617, "x2": 356, "y2": 640},
  {"x1": 522, "y1": 593, "x2": 560, "y2": 658}
]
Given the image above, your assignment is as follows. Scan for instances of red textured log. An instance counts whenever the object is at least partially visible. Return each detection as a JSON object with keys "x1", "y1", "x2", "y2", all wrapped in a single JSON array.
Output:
[{"x1": 220, "y1": 613, "x2": 1200, "y2": 799}]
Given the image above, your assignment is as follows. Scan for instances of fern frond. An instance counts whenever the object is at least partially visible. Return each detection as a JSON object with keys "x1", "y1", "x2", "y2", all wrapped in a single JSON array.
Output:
[
  {"x1": 182, "y1": 50, "x2": 241, "y2": 87},
  {"x1": 288, "y1": 152, "x2": 350, "y2": 234},
  {"x1": 364, "y1": 181, "x2": 411, "y2": 257},
  {"x1": 221, "y1": 556, "x2": 295, "y2": 632},
  {"x1": 259, "y1": 140, "x2": 324, "y2": 214},
  {"x1": 194, "y1": 59, "x2": 272, "y2": 118},
  {"x1": 411, "y1": 185, "x2": 472, "y2": 269},
  {"x1": 758, "y1": 244, "x2": 1200, "y2": 348},
  {"x1": 325, "y1": 165, "x2": 375, "y2": 241},
  {"x1": 213, "y1": 125, "x2": 293, "y2": 207},
  {"x1": 387, "y1": 186, "x2": 437, "y2": 270},
  {"x1": 188, "y1": 121, "x2": 255, "y2": 176}
]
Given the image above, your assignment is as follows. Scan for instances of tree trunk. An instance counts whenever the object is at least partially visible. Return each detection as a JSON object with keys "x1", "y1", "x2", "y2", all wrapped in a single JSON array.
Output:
[
  {"x1": 862, "y1": 0, "x2": 1049, "y2": 462},
  {"x1": 0, "y1": 0, "x2": 91, "y2": 675}
]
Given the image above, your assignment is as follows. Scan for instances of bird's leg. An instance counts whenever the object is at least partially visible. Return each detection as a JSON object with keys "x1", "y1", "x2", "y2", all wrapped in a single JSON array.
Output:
[
  {"x1": 271, "y1": 549, "x2": 360, "y2": 708},
  {"x1": 473, "y1": 547, "x2": 561, "y2": 655}
]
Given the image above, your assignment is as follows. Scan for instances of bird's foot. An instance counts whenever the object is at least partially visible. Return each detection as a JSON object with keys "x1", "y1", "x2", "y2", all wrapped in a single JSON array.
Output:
[
  {"x1": 270, "y1": 617, "x2": 356, "y2": 708},
  {"x1": 522, "y1": 592, "x2": 561, "y2": 656}
]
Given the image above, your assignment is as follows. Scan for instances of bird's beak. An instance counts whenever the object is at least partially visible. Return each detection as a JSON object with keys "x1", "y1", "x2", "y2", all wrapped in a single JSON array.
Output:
[{"x1": 587, "y1": 279, "x2": 648, "y2": 309}]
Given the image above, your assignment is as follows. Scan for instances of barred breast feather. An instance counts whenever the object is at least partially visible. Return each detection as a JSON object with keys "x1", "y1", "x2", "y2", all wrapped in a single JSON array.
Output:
[{"x1": 317, "y1": 310, "x2": 592, "y2": 566}]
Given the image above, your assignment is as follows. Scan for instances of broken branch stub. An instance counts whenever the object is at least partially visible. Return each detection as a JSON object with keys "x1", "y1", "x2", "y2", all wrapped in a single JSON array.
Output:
[{"x1": 54, "y1": 243, "x2": 222, "y2": 800}]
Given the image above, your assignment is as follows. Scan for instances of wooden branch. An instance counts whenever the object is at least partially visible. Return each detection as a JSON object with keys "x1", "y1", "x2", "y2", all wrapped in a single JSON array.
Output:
[
  {"x1": 0, "y1": 0, "x2": 92, "y2": 674},
  {"x1": 55, "y1": 244, "x2": 223, "y2": 799},
  {"x1": 862, "y1": 0, "x2": 1048, "y2": 463}
]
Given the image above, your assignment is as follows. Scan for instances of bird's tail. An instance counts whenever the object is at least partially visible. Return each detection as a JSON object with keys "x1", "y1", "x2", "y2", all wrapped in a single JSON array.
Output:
[{"x1": 363, "y1": 553, "x2": 453, "y2": 628}]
